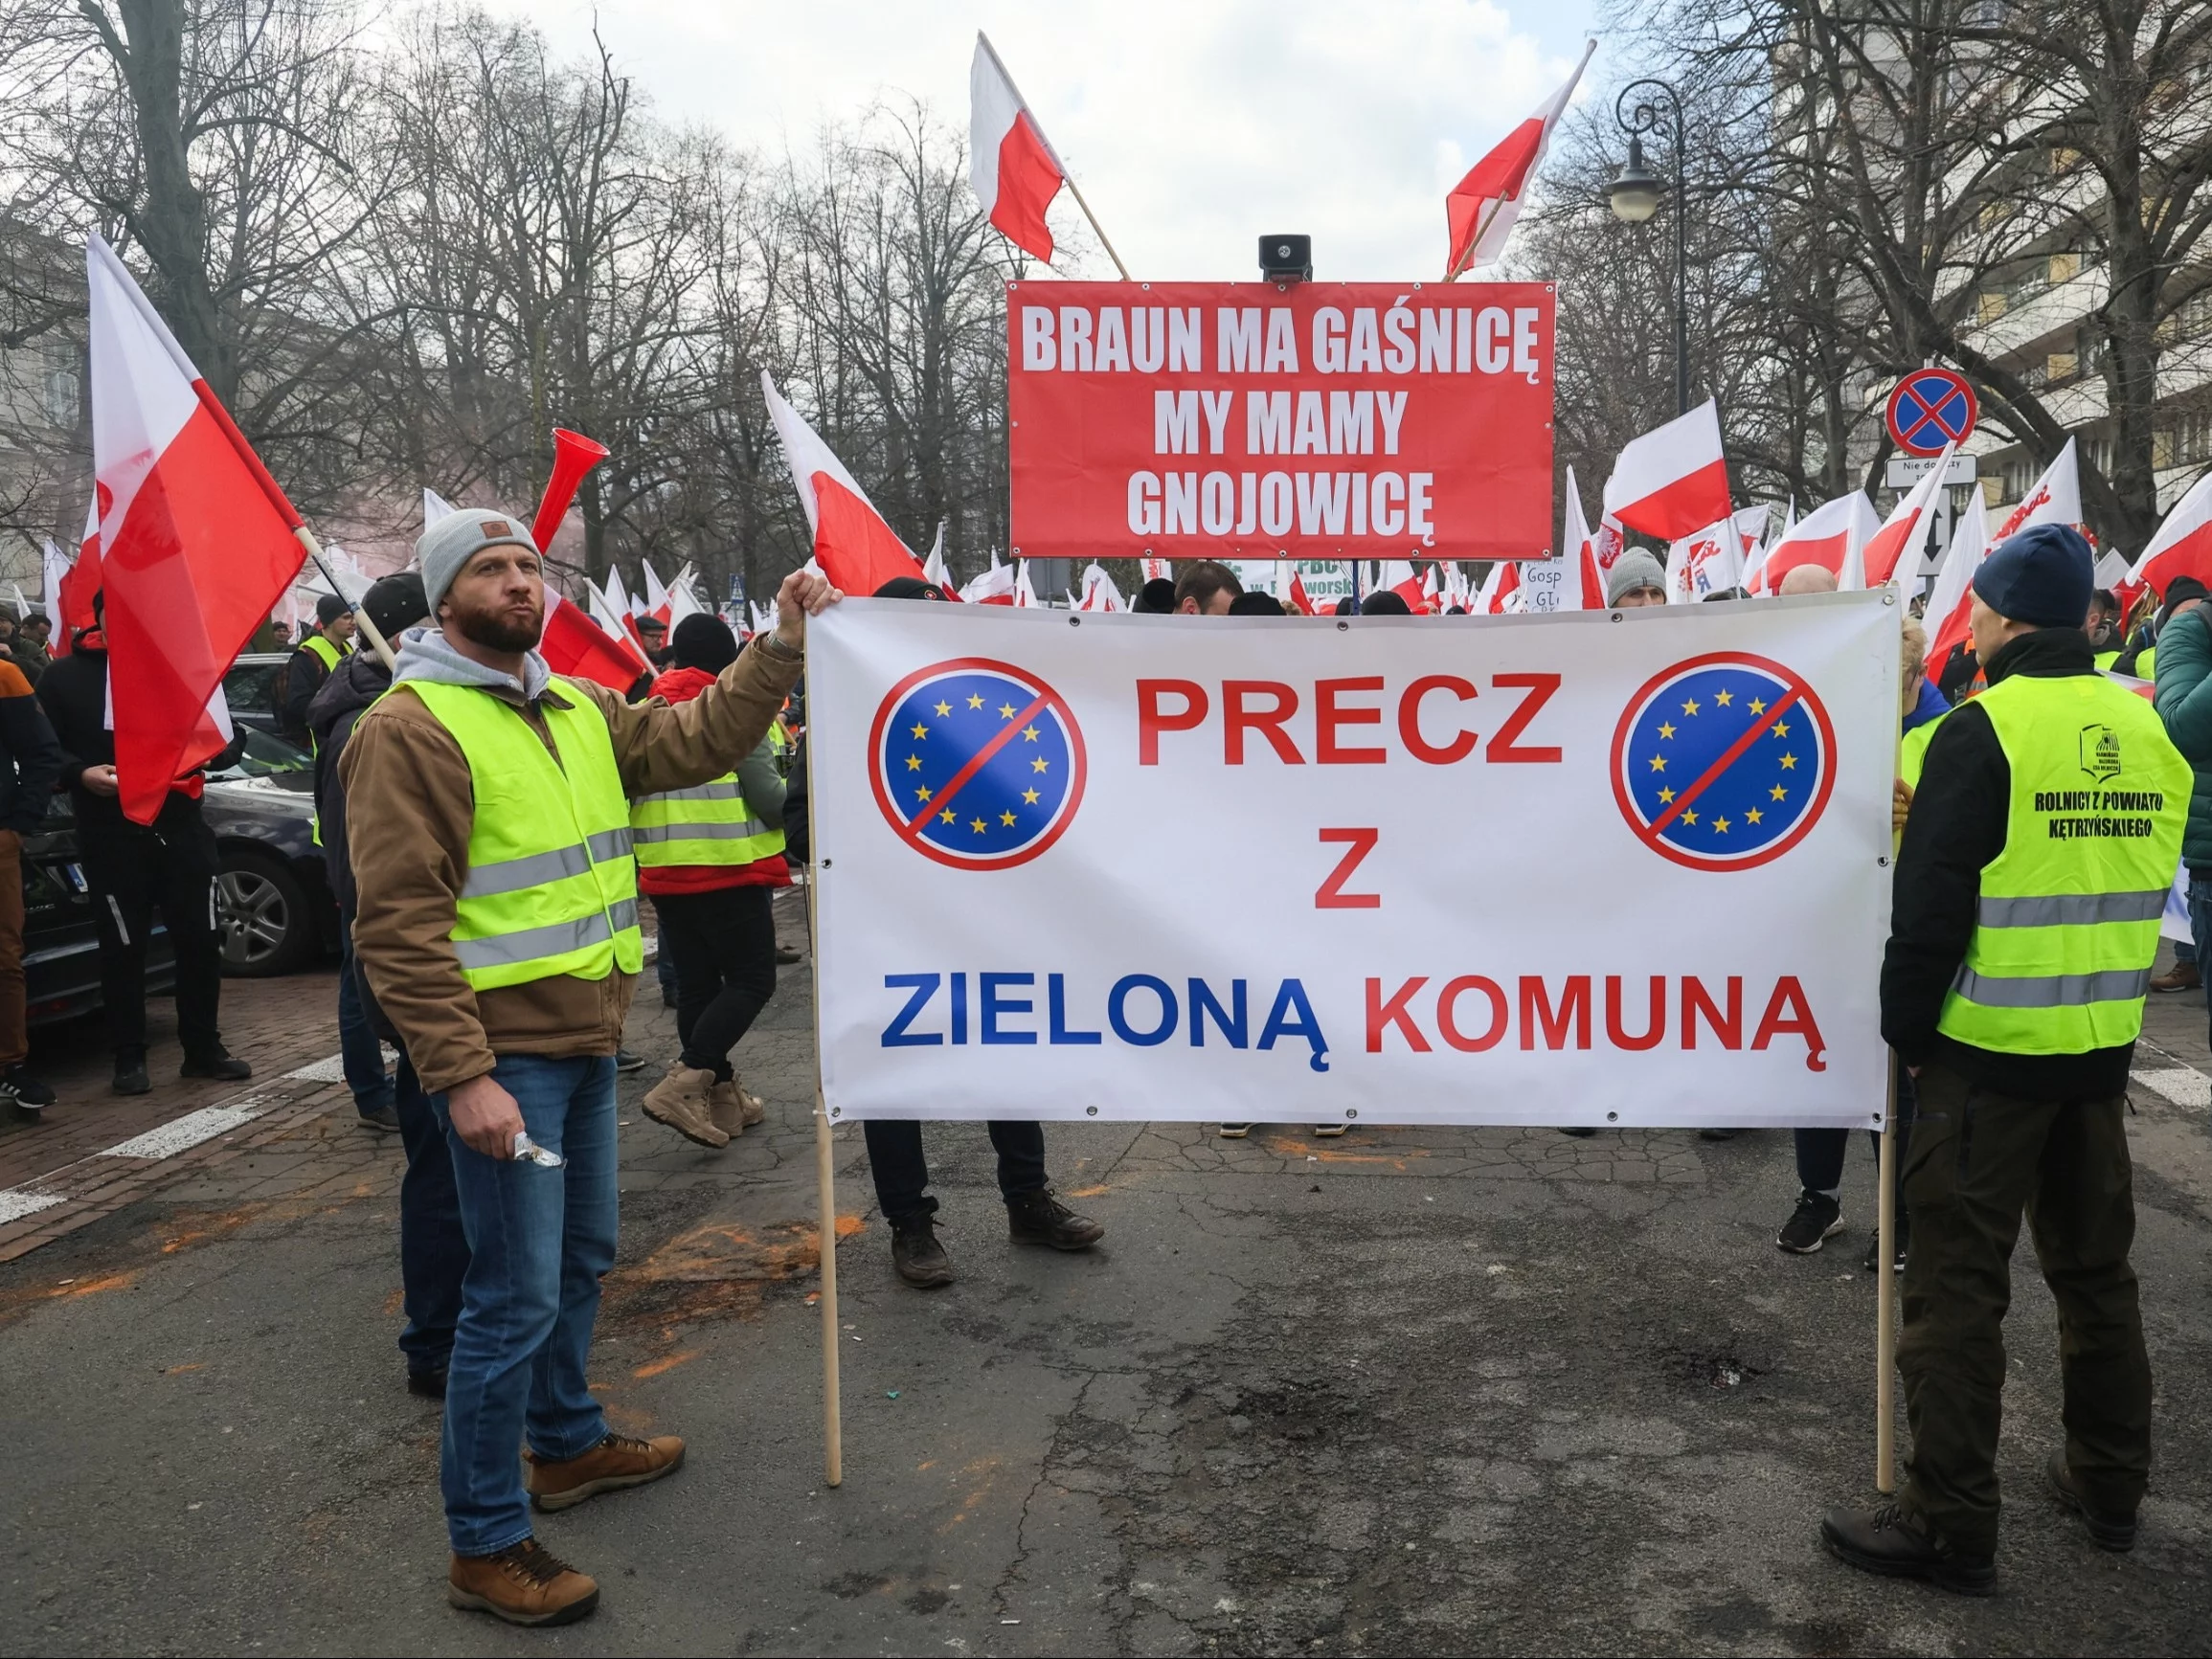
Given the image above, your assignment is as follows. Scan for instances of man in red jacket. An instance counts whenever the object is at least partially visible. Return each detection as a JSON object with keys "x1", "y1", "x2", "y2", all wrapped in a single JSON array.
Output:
[{"x1": 634, "y1": 614, "x2": 792, "y2": 1146}]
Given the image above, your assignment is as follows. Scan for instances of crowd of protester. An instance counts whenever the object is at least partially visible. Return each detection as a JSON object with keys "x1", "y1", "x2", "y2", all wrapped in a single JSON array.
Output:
[{"x1": 0, "y1": 518, "x2": 2188, "y2": 1618}]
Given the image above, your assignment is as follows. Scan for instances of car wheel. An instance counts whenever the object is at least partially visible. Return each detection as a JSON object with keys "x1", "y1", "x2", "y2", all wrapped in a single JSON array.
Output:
[{"x1": 216, "y1": 851, "x2": 315, "y2": 976}]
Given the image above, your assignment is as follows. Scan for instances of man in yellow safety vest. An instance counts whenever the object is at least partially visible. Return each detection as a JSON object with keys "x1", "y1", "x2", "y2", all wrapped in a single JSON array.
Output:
[
  {"x1": 279, "y1": 592, "x2": 356, "y2": 746},
  {"x1": 342, "y1": 508, "x2": 835, "y2": 1626},
  {"x1": 1821, "y1": 525, "x2": 2187, "y2": 1592}
]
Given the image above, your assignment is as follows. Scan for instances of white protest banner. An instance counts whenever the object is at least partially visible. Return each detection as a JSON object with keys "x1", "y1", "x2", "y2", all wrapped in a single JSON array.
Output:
[{"x1": 811, "y1": 592, "x2": 1899, "y2": 1131}]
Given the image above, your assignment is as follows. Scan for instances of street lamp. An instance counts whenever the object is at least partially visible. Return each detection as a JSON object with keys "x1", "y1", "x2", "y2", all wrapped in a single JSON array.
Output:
[{"x1": 1610, "y1": 78, "x2": 1689, "y2": 416}]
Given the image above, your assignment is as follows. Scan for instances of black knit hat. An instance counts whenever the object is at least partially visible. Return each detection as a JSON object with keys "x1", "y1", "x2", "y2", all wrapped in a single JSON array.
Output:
[
  {"x1": 1227, "y1": 591, "x2": 1285, "y2": 617},
  {"x1": 873, "y1": 575, "x2": 951, "y2": 602},
  {"x1": 1132, "y1": 577, "x2": 1178, "y2": 614},
  {"x1": 671, "y1": 612, "x2": 740, "y2": 672},
  {"x1": 1358, "y1": 591, "x2": 1412, "y2": 616},
  {"x1": 361, "y1": 572, "x2": 429, "y2": 643},
  {"x1": 1972, "y1": 524, "x2": 2093, "y2": 628},
  {"x1": 315, "y1": 591, "x2": 352, "y2": 626}
]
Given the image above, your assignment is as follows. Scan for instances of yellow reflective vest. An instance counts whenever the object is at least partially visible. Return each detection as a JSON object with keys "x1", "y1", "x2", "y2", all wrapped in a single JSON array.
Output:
[
  {"x1": 630, "y1": 773, "x2": 784, "y2": 870},
  {"x1": 393, "y1": 678, "x2": 643, "y2": 991},
  {"x1": 1935, "y1": 673, "x2": 2188, "y2": 1055},
  {"x1": 303, "y1": 633, "x2": 348, "y2": 673}
]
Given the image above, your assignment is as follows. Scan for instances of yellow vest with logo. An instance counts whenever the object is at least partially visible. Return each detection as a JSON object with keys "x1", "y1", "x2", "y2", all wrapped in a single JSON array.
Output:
[
  {"x1": 393, "y1": 678, "x2": 643, "y2": 991},
  {"x1": 1936, "y1": 673, "x2": 2188, "y2": 1055},
  {"x1": 630, "y1": 772, "x2": 784, "y2": 868}
]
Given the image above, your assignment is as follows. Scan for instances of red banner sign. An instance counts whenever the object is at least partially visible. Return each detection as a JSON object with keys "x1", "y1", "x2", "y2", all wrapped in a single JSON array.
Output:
[{"x1": 1007, "y1": 280, "x2": 1555, "y2": 565}]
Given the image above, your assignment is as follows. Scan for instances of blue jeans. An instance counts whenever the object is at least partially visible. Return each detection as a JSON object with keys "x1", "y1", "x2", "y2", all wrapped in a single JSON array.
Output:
[
  {"x1": 394, "y1": 1050, "x2": 468, "y2": 1375},
  {"x1": 337, "y1": 930, "x2": 394, "y2": 1112},
  {"x1": 434, "y1": 1054, "x2": 619, "y2": 1557},
  {"x1": 2189, "y1": 875, "x2": 2212, "y2": 1048}
]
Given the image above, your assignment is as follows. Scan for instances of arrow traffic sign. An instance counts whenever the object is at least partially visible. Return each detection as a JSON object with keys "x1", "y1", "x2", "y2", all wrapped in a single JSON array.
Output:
[{"x1": 1885, "y1": 370, "x2": 1977, "y2": 457}]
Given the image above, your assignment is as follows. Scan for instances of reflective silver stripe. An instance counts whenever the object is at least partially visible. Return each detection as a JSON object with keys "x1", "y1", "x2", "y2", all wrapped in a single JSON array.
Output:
[
  {"x1": 631, "y1": 818, "x2": 772, "y2": 845},
  {"x1": 609, "y1": 898, "x2": 639, "y2": 934},
  {"x1": 1975, "y1": 890, "x2": 2168, "y2": 929},
  {"x1": 454, "y1": 910, "x2": 614, "y2": 970},
  {"x1": 634, "y1": 780, "x2": 745, "y2": 805},
  {"x1": 587, "y1": 827, "x2": 634, "y2": 863},
  {"x1": 461, "y1": 842, "x2": 591, "y2": 900},
  {"x1": 1950, "y1": 966, "x2": 2153, "y2": 1007}
]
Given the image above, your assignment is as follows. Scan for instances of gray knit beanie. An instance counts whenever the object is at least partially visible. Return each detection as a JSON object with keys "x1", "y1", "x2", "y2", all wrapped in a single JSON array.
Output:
[
  {"x1": 1606, "y1": 548, "x2": 1669, "y2": 606},
  {"x1": 417, "y1": 506, "x2": 538, "y2": 621}
]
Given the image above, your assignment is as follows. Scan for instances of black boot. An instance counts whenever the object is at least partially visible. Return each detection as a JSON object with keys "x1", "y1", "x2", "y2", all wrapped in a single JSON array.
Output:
[
  {"x1": 2048, "y1": 1452, "x2": 2136, "y2": 1552},
  {"x1": 180, "y1": 1048, "x2": 252, "y2": 1082},
  {"x1": 1006, "y1": 1188, "x2": 1104, "y2": 1250},
  {"x1": 890, "y1": 1217, "x2": 955, "y2": 1289},
  {"x1": 1820, "y1": 1502, "x2": 1994, "y2": 1595},
  {"x1": 112, "y1": 1045, "x2": 151, "y2": 1095}
]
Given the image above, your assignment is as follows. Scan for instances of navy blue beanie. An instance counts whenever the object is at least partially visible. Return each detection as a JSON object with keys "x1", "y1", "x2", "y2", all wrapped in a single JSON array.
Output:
[{"x1": 1972, "y1": 523, "x2": 2093, "y2": 629}]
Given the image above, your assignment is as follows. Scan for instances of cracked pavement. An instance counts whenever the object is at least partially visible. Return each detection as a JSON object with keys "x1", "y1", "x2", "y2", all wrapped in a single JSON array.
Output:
[{"x1": 4, "y1": 901, "x2": 2211, "y2": 1654}]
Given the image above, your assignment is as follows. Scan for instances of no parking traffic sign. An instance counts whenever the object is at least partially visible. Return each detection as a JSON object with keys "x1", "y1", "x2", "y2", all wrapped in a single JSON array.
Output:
[{"x1": 1885, "y1": 369, "x2": 1977, "y2": 457}]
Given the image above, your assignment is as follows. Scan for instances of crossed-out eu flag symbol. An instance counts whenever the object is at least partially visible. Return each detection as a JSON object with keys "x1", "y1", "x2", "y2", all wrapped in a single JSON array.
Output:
[
  {"x1": 873, "y1": 665, "x2": 1080, "y2": 867},
  {"x1": 1616, "y1": 660, "x2": 1829, "y2": 868}
]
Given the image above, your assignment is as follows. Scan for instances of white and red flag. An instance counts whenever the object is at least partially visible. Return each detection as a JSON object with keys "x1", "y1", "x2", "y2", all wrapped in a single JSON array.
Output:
[
  {"x1": 1288, "y1": 568, "x2": 1315, "y2": 615},
  {"x1": 2128, "y1": 467, "x2": 2212, "y2": 597},
  {"x1": 1666, "y1": 518, "x2": 1742, "y2": 602},
  {"x1": 1140, "y1": 554, "x2": 1173, "y2": 585},
  {"x1": 39, "y1": 537, "x2": 79, "y2": 658},
  {"x1": 1992, "y1": 437, "x2": 2082, "y2": 542},
  {"x1": 86, "y1": 234, "x2": 304, "y2": 823},
  {"x1": 763, "y1": 371, "x2": 927, "y2": 597},
  {"x1": 970, "y1": 34, "x2": 1068, "y2": 265},
  {"x1": 1444, "y1": 39, "x2": 1596, "y2": 278},
  {"x1": 1749, "y1": 491, "x2": 1881, "y2": 593},
  {"x1": 922, "y1": 522, "x2": 961, "y2": 599},
  {"x1": 1012, "y1": 559, "x2": 1041, "y2": 608},
  {"x1": 1923, "y1": 496, "x2": 1990, "y2": 684},
  {"x1": 539, "y1": 589, "x2": 650, "y2": 691},
  {"x1": 1077, "y1": 562, "x2": 1126, "y2": 612},
  {"x1": 1862, "y1": 444, "x2": 1956, "y2": 587},
  {"x1": 1555, "y1": 466, "x2": 1596, "y2": 611},
  {"x1": 1602, "y1": 399, "x2": 1733, "y2": 543}
]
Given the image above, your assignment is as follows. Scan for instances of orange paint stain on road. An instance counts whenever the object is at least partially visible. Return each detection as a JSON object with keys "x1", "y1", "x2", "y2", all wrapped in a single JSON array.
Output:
[
  {"x1": 1066, "y1": 1184, "x2": 1111, "y2": 1199},
  {"x1": 161, "y1": 1362, "x2": 204, "y2": 1376},
  {"x1": 633, "y1": 1350, "x2": 699, "y2": 1379},
  {"x1": 382, "y1": 1289, "x2": 405, "y2": 1317}
]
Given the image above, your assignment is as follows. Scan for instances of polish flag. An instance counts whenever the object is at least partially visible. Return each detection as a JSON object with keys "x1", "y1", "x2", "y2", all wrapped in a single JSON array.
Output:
[
  {"x1": 1666, "y1": 518, "x2": 1742, "y2": 601},
  {"x1": 540, "y1": 590, "x2": 650, "y2": 690},
  {"x1": 1733, "y1": 504, "x2": 1771, "y2": 563},
  {"x1": 1012, "y1": 559, "x2": 1040, "y2": 608},
  {"x1": 2128, "y1": 467, "x2": 2212, "y2": 596},
  {"x1": 1419, "y1": 563, "x2": 1442, "y2": 613},
  {"x1": 960, "y1": 549, "x2": 1016, "y2": 605},
  {"x1": 86, "y1": 235, "x2": 305, "y2": 823},
  {"x1": 1923, "y1": 499, "x2": 1990, "y2": 684},
  {"x1": 640, "y1": 559, "x2": 674, "y2": 628},
  {"x1": 39, "y1": 537, "x2": 79, "y2": 658},
  {"x1": 921, "y1": 522, "x2": 962, "y2": 599},
  {"x1": 1375, "y1": 557, "x2": 1426, "y2": 611},
  {"x1": 1749, "y1": 491, "x2": 1881, "y2": 593},
  {"x1": 1862, "y1": 444, "x2": 1956, "y2": 587},
  {"x1": 1993, "y1": 437, "x2": 2083, "y2": 542},
  {"x1": 666, "y1": 562, "x2": 706, "y2": 626},
  {"x1": 762, "y1": 371, "x2": 927, "y2": 596},
  {"x1": 1744, "y1": 499, "x2": 1791, "y2": 594},
  {"x1": 1140, "y1": 554, "x2": 1173, "y2": 584},
  {"x1": 1078, "y1": 562, "x2": 1126, "y2": 612},
  {"x1": 1602, "y1": 400, "x2": 1733, "y2": 543},
  {"x1": 1289, "y1": 568, "x2": 1315, "y2": 615},
  {"x1": 585, "y1": 577, "x2": 630, "y2": 643},
  {"x1": 1554, "y1": 466, "x2": 1596, "y2": 611},
  {"x1": 1444, "y1": 39, "x2": 1596, "y2": 277},
  {"x1": 970, "y1": 34, "x2": 1067, "y2": 265}
]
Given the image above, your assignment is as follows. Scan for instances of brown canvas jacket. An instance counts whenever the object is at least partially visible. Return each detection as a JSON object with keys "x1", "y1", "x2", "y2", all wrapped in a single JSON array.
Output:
[{"x1": 339, "y1": 634, "x2": 803, "y2": 1092}]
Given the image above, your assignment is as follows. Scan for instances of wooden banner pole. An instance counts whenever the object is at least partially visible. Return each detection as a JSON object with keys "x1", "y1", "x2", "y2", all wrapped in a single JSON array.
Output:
[
  {"x1": 293, "y1": 525, "x2": 395, "y2": 671},
  {"x1": 801, "y1": 638, "x2": 842, "y2": 1488},
  {"x1": 1877, "y1": 1059, "x2": 1898, "y2": 1493}
]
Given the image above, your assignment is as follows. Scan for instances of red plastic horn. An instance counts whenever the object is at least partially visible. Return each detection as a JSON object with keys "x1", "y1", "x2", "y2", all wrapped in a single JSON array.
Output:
[{"x1": 530, "y1": 428, "x2": 611, "y2": 552}]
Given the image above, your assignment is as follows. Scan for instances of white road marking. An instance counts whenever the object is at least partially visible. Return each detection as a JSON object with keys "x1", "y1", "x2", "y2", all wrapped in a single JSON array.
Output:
[
  {"x1": 2133, "y1": 1067, "x2": 2211, "y2": 1108},
  {"x1": 0, "y1": 1190, "x2": 65, "y2": 1226},
  {"x1": 96, "y1": 1104, "x2": 267, "y2": 1161}
]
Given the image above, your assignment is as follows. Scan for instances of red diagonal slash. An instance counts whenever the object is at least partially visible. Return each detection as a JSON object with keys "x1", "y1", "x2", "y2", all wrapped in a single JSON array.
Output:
[
  {"x1": 900, "y1": 692, "x2": 1053, "y2": 842},
  {"x1": 1646, "y1": 685, "x2": 1802, "y2": 837}
]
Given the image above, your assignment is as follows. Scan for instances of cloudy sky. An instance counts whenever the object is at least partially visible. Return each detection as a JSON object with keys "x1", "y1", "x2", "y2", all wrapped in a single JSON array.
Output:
[{"x1": 489, "y1": 0, "x2": 1609, "y2": 280}]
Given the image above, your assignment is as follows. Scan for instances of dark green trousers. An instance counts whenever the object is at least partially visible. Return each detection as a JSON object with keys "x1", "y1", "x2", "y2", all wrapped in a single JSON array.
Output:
[{"x1": 1894, "y1": 1065, "x2": 2151, "y2": 1556}]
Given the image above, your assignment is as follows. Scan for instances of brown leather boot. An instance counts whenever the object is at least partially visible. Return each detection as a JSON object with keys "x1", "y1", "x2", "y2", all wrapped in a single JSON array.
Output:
[
  {"x1": 524, "y1": 1432, "x2": 687, "y2": 1513},
  {"x1": 641, "y1": 1065, "x2": 728, "y2": 1148},
  {"x1": 708, "y1": 1077, "x2": 767, "y2": 1136},
  {"x1": 447, "y1": 1538, "x2": 599, "y2": 1625}
]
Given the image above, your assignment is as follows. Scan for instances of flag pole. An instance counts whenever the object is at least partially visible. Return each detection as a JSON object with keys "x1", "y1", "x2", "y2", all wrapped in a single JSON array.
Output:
[
  {"x1": 1445, "y1": 194, "x2": 1508, "y2": 283},
  {"x1": 802, "y1": 634, "x2": 844, "y2": 1488},
  {"x1": 294, "y1": 524, "x2": 396, "y2": 672},
  {"x1": 1877, "y1": 1057, "x2": 1898, "y2": 1492},
  {"x1": 1061, "y1": 174, "x2": 1131, "y2": 281}
]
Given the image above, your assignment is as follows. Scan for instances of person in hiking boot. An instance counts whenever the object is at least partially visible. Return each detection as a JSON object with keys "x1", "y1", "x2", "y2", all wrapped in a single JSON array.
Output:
[
  {"x1": 860, "y1": 574, "x2": 1104, "y2": 1289},
  {"x1": 634, "y1": 613, "x2": 789, "y2": 1149},
  {"x1": 341, "y1": 508, "x2": 832, "y2": 1625},
  {"x1": 37, "y1": 593, "x2": 248, "y2": 1094},
  {"x1": 1822, "y1": 525, "x2": 2182, "y2": 1591},
  {"x1": 309, "y1": 572, "x2": 469, "y2": 1400}
]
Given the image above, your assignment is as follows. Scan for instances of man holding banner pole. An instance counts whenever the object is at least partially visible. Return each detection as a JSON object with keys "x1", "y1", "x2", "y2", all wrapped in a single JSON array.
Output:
[{"x1": 1823, "y1": 525, "x2": 2184, "y2": 1591}]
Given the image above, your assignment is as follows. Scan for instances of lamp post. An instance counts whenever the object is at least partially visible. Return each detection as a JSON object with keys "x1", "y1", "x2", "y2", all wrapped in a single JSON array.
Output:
[{"x1": 1609, "y1": 78, "x2": 1689, "y2": 417}]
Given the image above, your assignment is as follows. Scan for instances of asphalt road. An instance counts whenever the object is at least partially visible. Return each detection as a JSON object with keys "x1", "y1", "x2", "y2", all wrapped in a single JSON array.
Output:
[{"x1": 4, "y1": 920, "x2": 2210, "y2": 1654}]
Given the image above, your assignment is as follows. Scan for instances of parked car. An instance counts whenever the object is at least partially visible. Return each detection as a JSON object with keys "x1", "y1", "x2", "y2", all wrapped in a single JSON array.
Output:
[
  {"x1": 21, "y1": 794, "x2": 175, "y2": 1028},
  {"x1": 203, "y1": 729, "x2": 341, "y2": 975},
  {"x1": 222, "y1": 651, "x2": 291, "y2": 738}
]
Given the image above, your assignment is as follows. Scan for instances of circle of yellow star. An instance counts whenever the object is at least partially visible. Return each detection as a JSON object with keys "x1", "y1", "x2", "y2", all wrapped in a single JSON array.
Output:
[
  {"x1": 1713, "y1": 688, "x2": 1733, "y2": 706},
  {"x1": 1022, "y1": 788, "x2": 1041, "y2": 804},
  {"x1": 938, "y1": 809, "x2": 955, "y2": 824},
  {"x1": 1772, "y1": 720, "x2": 1792, "y2": 738},
  {"x1": 1649, "y1": 755, "x2": 1666, "y2": 773},
  {"x1": 1712, "y1": 816, "x2": 1730, "y2": 834},
  {"x1": 1779, "y1": 752, "x2": 1797, "y2": 771},
  {"x1": 914, "y1": 786, "x2": 931, "y2": 802},
  {"x1": 1747, "y1": 697, "x2": 1767, "y2": 715},
  {"x1": 1032, "y1": 757, "x2": 1050, "y2": 773},
  {"x1": 1657, "y1": 787, "x2": 1676, "y2": 804},
  {"x1": 1745, "y1": 807, "x2": 1764, "y2": 824},
  {"x1": 1681, "y1": 698, "x2": 1700, "y2": 716},
  {"x1": 1681, "y1": 808, "x2": 1699, "y2": 825},
  {"x1": 934, "y1": 701, "x2": 952, "y2": 717},
  {"x1": 998, "y1": 703, "x2": 1017, "y2": 719},
  {"x1": 1657, "y1": 721, "x2": 1676, "y2": 740},
  {"x1": 1770, "y1": 783, "x2": 1789, "y2": 800},
  {"x1": 910, "y1": 722, "x2": 928, "y2": 739},
  {"x1": 905, "y1": 754, "x2": 921, "y2": 771},
  {"x1": 966, "y1": 694, "x2": 985, "y2": 709},
  {"x1": 970, "y1": 817, "x2": 987, "y2": 833},
  {"x1": 1000, "y1": 810, "x2": 1018, "y2": 826},
  {"x1": 1022, "y1": 726, "x2": 1040, "y2": 742}
]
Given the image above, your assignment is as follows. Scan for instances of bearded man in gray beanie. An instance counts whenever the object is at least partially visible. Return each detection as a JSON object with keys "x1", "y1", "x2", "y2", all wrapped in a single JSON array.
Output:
[{"x1": 340, "y1": 505, "x2": 838, "y2": 1625}]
